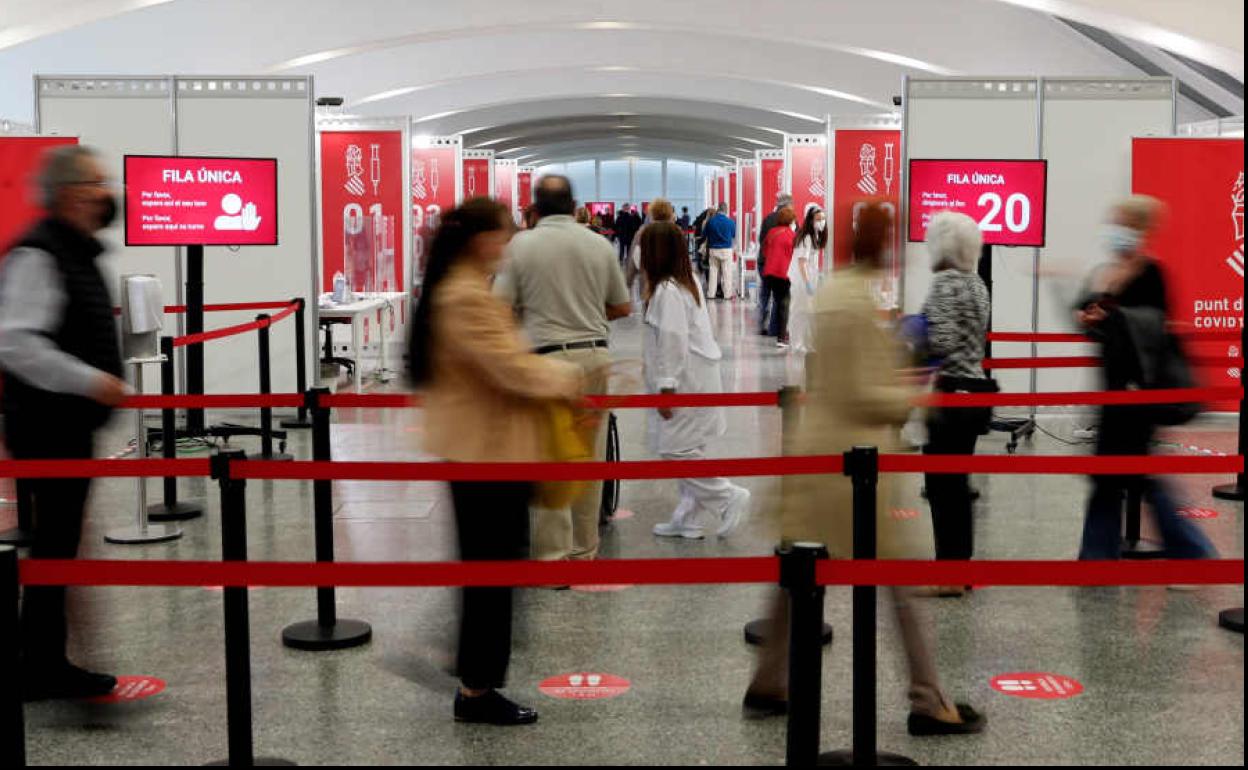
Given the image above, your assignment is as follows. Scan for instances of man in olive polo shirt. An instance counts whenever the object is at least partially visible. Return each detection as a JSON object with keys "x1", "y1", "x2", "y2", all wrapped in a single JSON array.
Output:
[{"x1": 494, "y1": 175, "x2": 631, "y2": 562}]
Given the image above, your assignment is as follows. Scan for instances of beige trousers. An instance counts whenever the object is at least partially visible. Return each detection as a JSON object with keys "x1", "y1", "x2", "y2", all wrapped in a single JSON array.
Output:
[{"x1": 531, "y1": 346, "x2": 612, "y2": 561}]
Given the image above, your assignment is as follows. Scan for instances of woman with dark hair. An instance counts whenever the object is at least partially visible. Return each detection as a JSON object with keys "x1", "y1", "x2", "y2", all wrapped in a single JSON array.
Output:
[
  {"x1": 409, "y1": 197, "x2": 581, "y2": 726},
  {"x1": 640, "y1": 221, "x2": 750, "y2": 539},
  {"x1": 760, "y1": 206, "x2": 797, "y2": 348},
  {"x1": 787, "y1": 205, "x2": 826, "y2": 354}
]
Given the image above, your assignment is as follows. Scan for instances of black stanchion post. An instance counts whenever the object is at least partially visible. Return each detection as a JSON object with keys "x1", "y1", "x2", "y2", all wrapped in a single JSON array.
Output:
[
  {"x1": 186, "y1": 244, "x2": 205, "y2": 436},
  {"x1": 1, "y1": 545, "x2": 25, "y2": 766},
  {"x1": 1212, "y1": 325, "x2": 1244, "y2": 501},
  {"x1": 781, "y1": 542, "x2": 828, "y2": 767},
  {"x1": 149, "y1": 335, "x2": 203, "y2": 522},
  {"x1": 0, "y1": 481, "x2": 33, "y2": 546},
  {"x1": 822, "y1": 446, "x2": 915, "y2": 767},
  {"x1": 281, "y1": 388, "x2": 372, "y2": 651},
  {"x1": 206, "y1": 451, "x2": 292, "y2": 768},
  {"x1": 281, "y1": 299, "x2": 312, "y2": 430},
  {"x1": 249, "y1": 315, "x2": 292, "y2": 462},
  {"x1": 745, "y1": 387, "x2": 833, "y2": 649}
]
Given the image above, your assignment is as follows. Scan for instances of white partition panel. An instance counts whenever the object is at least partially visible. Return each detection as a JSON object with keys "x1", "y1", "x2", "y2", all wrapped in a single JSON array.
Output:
[
  {"x1": 1036, "y1": 78, "x2": 1175, "y2": 394},
  {"x1": 35, "y1": 76, "x2": 177, "y2": 394},
  {"x1": 902, "y1": 78, "x2": 1040, "y2": 395},
  {"x1": 175, "y1": 76, "x2": 315, "y2": 397}
]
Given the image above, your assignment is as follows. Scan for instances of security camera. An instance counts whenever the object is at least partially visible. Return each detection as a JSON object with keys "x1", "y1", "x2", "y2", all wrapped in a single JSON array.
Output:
[
  {"x1": 316, "y1": 97, "x2": 345, "y2": 107},
  {"x1": 892, "y1": 95, "x2": 902, "y2": 107}
]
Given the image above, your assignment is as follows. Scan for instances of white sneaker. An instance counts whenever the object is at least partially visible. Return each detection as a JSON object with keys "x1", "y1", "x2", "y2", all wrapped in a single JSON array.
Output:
[
  {"x1": 652, "y1": 521, "x2": 705, "y2": 539},
  {"x1": 717, "y1": 487, "x2": 751, "y2": 537}
]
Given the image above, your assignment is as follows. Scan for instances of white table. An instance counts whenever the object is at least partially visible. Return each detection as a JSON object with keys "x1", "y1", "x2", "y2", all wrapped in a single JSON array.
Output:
[{"x1": 318, "y1": 292, "x2": 405, "y2": 391}]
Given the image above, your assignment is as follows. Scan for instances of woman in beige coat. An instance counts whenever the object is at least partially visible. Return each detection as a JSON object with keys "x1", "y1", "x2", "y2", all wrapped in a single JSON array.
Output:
[
  {"x1": 409, "y1": 198, "x2": 581, "y2": 726},
  {"x1": 743, "y1": 203, "x2": 985, "y2": 737}
]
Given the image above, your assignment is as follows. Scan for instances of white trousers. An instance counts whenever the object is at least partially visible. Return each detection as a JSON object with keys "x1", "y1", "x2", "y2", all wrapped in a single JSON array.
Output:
[
  {"x1": 708, "y1": 248, "x2": 735, "y2": 299},
  {"x1": 661, "y1": 445, "x2": 738, "y2": 526}
]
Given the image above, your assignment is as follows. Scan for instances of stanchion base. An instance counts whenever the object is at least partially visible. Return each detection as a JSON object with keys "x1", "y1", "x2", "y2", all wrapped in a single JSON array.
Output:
[
  {"x1": 743, "y1": 618, "x2": 832, "y2": 647},
  {"x1": 105, "y1": 523, "x2": 182, "y2": 545},
  {"x1": 205, "y1": 757, "x2": 296, "y2": 766},
  {"x1": 1120, "y1": 538, "x2": 1165, "y2": 560},
  {"x1": 279, "y1": 418, "x2": 313, "y2": 430},
  {"x1": 1219, "y1": 608, "x2": 1244, "y2": 634},
  {"x1": 281, "y1": 618, "x2": 373, "y2": 651},
  {"x1": 246, "y1": 452, "x2": 294, "y2": 462},
  {"x1": 819, "y1": 750, "x2": 918, "y2": 766},
  {"x1": 0, "y1": 527, "x2": 34, "y2": 546},
  {"x1": 148, "y1": 501, "x2": 204, "y2": 522},
  {"x1": 1211, "y1": 483, "x2": 1244, "y2": 502}
]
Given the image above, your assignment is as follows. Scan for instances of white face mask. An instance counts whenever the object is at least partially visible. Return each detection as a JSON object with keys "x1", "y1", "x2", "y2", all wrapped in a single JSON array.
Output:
[
  {"x1": 789, "y1": 222, "x2": 798, "y2": 231},
  {"x1": 814, "y1": 219, "x2": 826, "y2": 232},
  {"x1": 1102, "y1": 224, "x2": 1142, "y2": 255}
]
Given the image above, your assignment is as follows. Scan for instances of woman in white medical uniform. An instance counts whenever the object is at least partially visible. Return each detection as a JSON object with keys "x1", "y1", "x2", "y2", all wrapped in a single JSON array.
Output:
[
  {"x1": 787, "y1": 206, "x2": 826, "y2": 355},
  {"x1": 640, "y1": 221, "x2": 751, "y2": 539}
]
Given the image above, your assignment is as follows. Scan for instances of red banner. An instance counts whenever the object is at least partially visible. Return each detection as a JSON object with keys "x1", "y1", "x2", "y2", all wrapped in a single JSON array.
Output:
[
  {"x1": 587, "y1": 202, "x2": 615, "y2": 221},
  {"x1": 517, "y1": 170, "x2": 533, "y2": 215},
  {"x1": 125, "y1": 155, "x2": 278, "y2": 248},
  {"x1": 462, "y1": 158, "x2": 490, "y2": 200},
  {"x1": 494, "y1": 161, "x2": 515, "y2": 214},
  {"x1": 1133, "y1": 137, "x2": 1244, "y2": 406},
  {"x1": 741, "y1": 163, "x2": 758, "y2": 252},
  {"x1": 789, "y1": 143, "x2": 827, "y2": 268},
  {"x1": 729, "y1": 170, "x2": 739, "y2": 246},
  {"x1": 760, "y1": 157, "x2": 784, "y2": 234},
  {"x1": 411, "y1": 143, "x2": 457, "y2": 287},
  {"x1": 0, "y1": 136, "x2": 77, "y2": 253},
  {"x1": 319, "y1": 131, "x2": 405, "y2": 293},
  {"x1": 718, "y1": 174, "x2": 728, "y2": 209},
  {"x1": 833, "y1": 130, "x2": 901, "y2": 271}
]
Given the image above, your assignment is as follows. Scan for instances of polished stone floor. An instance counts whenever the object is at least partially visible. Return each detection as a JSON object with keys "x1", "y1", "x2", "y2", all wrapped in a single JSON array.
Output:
[{"x1": 2, "y1": 299, "x2": 1243, "y2": 765}]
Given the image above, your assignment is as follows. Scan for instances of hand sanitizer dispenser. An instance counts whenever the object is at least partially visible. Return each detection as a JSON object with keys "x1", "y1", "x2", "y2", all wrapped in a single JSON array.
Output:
[{"x1": 120, "y1": 274, "x2": 163, "y2": 361}]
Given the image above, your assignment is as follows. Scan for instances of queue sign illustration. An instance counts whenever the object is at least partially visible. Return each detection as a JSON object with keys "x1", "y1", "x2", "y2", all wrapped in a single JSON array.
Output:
[
  {"x1": 124, "y1": 155, "x2": 278, "y2": 246},
  {"x1": 907, "y1": 159, "x2": 1048, "y2": 247}
]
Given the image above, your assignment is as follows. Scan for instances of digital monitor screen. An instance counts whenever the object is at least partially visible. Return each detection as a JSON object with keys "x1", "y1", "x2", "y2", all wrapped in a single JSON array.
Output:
[
  {"x1": 124, "y1": 155, "x2": 278, "y2": 246},
  {"x1": 907, "y1": 159, "x2": 1047, "y2": 247}
]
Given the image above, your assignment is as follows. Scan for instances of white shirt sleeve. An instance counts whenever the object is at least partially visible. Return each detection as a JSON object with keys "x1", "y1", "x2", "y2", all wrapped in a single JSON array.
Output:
[{"x1": 0, "y1": 247, "x2": 103, "y2": 398}]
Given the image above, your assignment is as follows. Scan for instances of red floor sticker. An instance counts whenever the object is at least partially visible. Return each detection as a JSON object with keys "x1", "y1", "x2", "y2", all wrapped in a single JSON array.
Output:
[
  {"x1": 89, "y1": 675, "x2": 166, "y2": 703},
  {"x1": 890, "y1": 508, "x2": 920, "y2": 520},
  {"x1": 571, "y1": 584, "x2": 633, "y2": 592},
  {"x1": 990, "y1": 672, "x2": 1082, "y2": 700},
  {"x1": 1179, "y1": 506, "x2": 1219, "y2": 519},
  {"x1": 610, "y1": 509, "x2": 635, "y2": 521},
  {"x1": 539, "y1": 673, "x2": 631, "y2": 700}
]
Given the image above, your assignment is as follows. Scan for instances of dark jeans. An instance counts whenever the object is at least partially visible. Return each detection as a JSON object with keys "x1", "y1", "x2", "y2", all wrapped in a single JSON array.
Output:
[
  {"x1": 4, "y1": 416, "x2": 94, "y2": 667},
  {"x1": 763, "y1": 276, "x2": 790, "y2": 340},
  {"x1": 923, "y1": 409, "x2": 982, "y2": 561},
  {"x1": 450, "y1": 480, "x2": 532, "y2": 690},
  {"x1": 617, "y1": 237, "x2": 633, "y2": 265},
  {"x1": 757, "y1": 268, "x2": 773, "y2": 333},
  {"x1": 1079, "y1": 476, "x2": 1214, "y2": 560}
]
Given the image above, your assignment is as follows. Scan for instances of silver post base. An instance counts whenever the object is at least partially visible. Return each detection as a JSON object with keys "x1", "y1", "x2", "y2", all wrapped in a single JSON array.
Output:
[{"x1": 105, "y1": 523, "x2": 183, "y2": 545}]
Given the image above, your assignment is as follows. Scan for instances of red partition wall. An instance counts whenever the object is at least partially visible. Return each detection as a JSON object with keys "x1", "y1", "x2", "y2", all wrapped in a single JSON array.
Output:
[
  {"x1": 760, "y1": 157, "x2": 784, "y2": 228},
  {"x1": 320, "y1": 130, "x2": 406, "y2": 292},
  {"x1": 728, "y1": 169, "x2": 739, "y2": 241},
  {"x1": 517, "y1": 169, "x2": 533, "y2": 214},
  {"x1": 1133, "y1": 137, "x2": 1244, "y2": 407},
  {"x1": 462, "y1": 157, "x2": 491, "y2": 200},
  {"x1": 411, "y1": 141, "x2": 458, "y2": 287},
  {"x1": 0, "y1": 135, "x2": 78, "y2": 253},
  {"x1": 789, "y1": 142, "x2": 828, "y2": 271},
  {"x1": 718, "y1": 174, "x2": 728, "y2": 210},
  {"x1": 494, "y1": 161, "x2": 516, "y2": 214},
  {"x1": 833, "y1": 130, "x2": 901, "y2": 271},
  {"x1": 741, "y1": 162, "x2": 758, "y2": 252}
]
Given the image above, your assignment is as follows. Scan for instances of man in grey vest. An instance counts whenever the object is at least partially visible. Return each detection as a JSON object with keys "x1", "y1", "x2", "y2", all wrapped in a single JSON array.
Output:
[
  {"x1": 0, "y1": 145, "x2": 127, "y2": 700},
  {"x1": 494, "y1": 175, "x2": 630, "y2": 562}
]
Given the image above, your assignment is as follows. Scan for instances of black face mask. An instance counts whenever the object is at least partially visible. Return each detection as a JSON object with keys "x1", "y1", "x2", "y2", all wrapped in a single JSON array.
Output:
[{"x1": 96, "y1": 195, "x2": 119, "y2": 230}]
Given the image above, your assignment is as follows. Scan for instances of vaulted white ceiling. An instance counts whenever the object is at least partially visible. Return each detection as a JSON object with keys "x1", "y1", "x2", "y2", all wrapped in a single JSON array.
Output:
[{"x1": 0, "y1": 0, "x2": 1241, "y2": 163}]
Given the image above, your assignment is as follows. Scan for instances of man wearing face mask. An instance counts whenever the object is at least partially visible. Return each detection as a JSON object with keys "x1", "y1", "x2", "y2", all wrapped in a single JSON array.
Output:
[
  {"x1": 1072, "y1": 195, "x2": 1215, "y2": 564},
  {"x1": 0, "y1": 144, "x2": 127, "y2": 700}
]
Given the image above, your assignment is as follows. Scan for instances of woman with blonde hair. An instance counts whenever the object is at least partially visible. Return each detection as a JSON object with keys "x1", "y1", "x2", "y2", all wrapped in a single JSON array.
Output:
[{"x1": 628, "y1": 198, "x2": 675, "y2": 304}]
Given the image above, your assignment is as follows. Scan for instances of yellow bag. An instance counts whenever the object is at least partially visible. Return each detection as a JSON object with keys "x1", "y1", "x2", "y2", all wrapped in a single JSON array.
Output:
[{"x1": 535, "y1": 402, "x2": 599, "y2": 509}]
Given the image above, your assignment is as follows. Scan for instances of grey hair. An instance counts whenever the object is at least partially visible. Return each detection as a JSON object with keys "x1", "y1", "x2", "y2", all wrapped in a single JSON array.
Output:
[
  {"x1": 926, "y1": 212, "x2": 982, "y2": 272},
  {"x1": 37, "y1": 144, "x2": 99, "y2": 208},
  {"x1": 716, "y1": 201, "x2": 728, "y2": 213},
  {"x1": 776, "y1": 192, "x2": 793, "y2": 208}
]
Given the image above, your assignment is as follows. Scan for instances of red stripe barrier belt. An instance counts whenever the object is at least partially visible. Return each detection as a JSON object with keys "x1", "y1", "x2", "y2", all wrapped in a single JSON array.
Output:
[
  {"x1": 984, "y1": 355, "x2": 1243, "y2": 370},
  {"x1": 115, "y1": 387, "x2": 1243, "y2": 412},
  {"x1": 988, "y1": 330, "x2": 1242, "y2": 343},
  {"x1": 171, "y1": 301, "x2": 299, "y2": 348},
  {"x1": 0, "y1": 454, "x2": 1238, "y2": 481},
  {"x1": 15, "y1": 557, "x2": 1243, "y2": 588},
  {"x1": 113, "y1": 301, "x2": 297, "y2": 316}
]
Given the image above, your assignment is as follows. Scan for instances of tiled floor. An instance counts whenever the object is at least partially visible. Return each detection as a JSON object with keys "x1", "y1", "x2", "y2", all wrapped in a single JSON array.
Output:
[{"x1": 5, "y1": 300, "x2": 1243, "y2": 765}]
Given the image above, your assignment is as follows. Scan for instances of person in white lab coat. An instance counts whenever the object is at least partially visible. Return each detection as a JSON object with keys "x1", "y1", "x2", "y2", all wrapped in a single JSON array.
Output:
[
  {"x1": 639, "y1": 221, "x2": 751, "y2": 539},
  {"x1": 787, "y1": 205, "x2": 826, "y2": 355}
]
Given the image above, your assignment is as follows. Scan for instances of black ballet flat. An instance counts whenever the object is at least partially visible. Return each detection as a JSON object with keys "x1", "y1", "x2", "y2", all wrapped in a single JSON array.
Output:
[
  {"x1": 907, "y1": 703, "x2": 986, "y2": 736},
  {"x1": 742, "y1": 690, "x2": 788, "y2": 719}
]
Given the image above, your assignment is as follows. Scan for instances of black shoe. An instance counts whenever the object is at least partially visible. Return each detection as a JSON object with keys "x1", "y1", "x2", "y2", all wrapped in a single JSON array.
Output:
[
  {"x1": 742, "y1": 690, "x2": 788, "y2": 719},
  {"x1": 454, "y1": 689, "x2": 539, "y2": 725},
  {"x1": 22, "y1": 663, "x2": 117, "y2": 702},
  {"x1": 907, "y1": 703, "x2": 986, "y2": 736}
]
